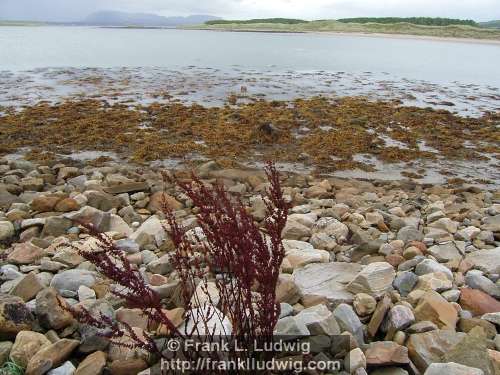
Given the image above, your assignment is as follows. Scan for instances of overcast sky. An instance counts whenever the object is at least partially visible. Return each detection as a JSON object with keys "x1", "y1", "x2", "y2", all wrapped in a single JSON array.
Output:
[{"x1": 1, "y1": 0, "x2": 499, "y2": 22}]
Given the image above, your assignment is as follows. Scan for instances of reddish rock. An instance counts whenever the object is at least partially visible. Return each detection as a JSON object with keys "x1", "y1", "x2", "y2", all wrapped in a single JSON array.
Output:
[
  {"x1": 147, "y1": 191, "x2": 182, "y2": 213},
  {"x1": 365, "y1": 341, "x2": 409, "y2": 366},
  {"x1": 30, "y1": 196, "x2": 61, "y2": 212},
  {"x1": 459, "y1": 288, "x2": 500, "y2": 316},
  {"x1": 7, "y1": 242, "x2": 44, "y2": 265},
  {"x1": 386, "y1": 254, "x2": 405, "y2": 267},
  {"x1": 54, "y1": 198, "x2": 80, "y2": 212}
]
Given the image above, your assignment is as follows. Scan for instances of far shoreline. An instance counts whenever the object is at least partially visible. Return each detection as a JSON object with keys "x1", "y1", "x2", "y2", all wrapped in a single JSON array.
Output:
[{"x1": 184, "y1": 27, "x2": 500, "y2": 45}]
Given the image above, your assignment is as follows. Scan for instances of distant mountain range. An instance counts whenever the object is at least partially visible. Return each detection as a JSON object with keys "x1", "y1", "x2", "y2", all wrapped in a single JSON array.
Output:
[{"x1": 82, "y1": 11, "x2": 221, "y2": 27}]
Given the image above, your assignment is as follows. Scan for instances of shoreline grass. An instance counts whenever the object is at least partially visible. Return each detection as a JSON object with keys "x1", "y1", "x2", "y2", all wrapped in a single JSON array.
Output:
[{"x1": 184, "y1": 20, "x2": 500, "y2": 41}]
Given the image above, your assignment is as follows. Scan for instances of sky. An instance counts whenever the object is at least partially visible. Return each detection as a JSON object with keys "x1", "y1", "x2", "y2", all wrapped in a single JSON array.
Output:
[{"x1": 0, "y1": 0, "x2": 499, "y2": 22}]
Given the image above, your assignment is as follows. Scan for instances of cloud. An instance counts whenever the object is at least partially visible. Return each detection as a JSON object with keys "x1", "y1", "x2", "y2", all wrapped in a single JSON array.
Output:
[{"x1": 0, "y1": 0, "x2": 499, "y2": 22}]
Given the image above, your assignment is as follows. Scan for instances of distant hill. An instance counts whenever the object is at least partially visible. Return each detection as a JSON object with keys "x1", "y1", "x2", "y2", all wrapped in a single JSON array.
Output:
[
  {"x1": 479, "y1": 20, "x2": 500, "y2": 29},
  {"x1": 206, "y1": 18, "x2": 308, "y2": 25},
  {"x1": 337, "y1": 17, "x2": 478, "y2": 27},
  {"x1": 83, "y1": 11, "x2": 220, "y2": 27}
]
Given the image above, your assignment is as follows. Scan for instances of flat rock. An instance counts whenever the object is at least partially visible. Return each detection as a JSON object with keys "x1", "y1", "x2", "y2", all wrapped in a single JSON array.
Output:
[
  {"x1": 74, "y1": 351, "x2": 106, "y2": 375},
  {"x1": 465, "y1": 248, "x2": 500, "y2": 275},
  {"x1": 10, "y1": 330, "x2": 51, "y2": 368},
  {"x1": 292, "y1": 262, "x2": 362, "y2": 306},
  {"x1": 25, "y1": 339, "x2": 79, "y2": 375}
]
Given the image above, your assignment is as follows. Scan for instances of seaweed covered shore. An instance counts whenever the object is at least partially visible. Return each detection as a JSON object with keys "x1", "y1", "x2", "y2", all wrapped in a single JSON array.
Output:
[{"x1": 0, "y1": 96, "x2": 498, "y2": 185}]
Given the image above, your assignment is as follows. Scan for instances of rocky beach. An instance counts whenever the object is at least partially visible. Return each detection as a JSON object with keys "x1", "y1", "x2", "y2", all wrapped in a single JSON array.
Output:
[{"x1": 0, "y1": 154, "x2": 499, "y2": 374}]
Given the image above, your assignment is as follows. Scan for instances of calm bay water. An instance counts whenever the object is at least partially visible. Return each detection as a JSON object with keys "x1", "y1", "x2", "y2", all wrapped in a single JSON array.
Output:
[{"x1": 1, "y1": 26, "x2": 500, "y2": 87}]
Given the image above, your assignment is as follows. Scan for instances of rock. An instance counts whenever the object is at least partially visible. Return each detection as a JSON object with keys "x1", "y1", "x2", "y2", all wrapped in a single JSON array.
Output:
[
  {"x1": 283, "y1": 241, "x2": 329, "y2": 269},
  {"x1": 460, "y1": 318, "x2": 497, "y2": 339},
  {"x1": 36, "y1": 288, "x2": 74, "y2": 330},
  {"x1": 294, "y1": 304, "x2": 340, "y2": 335},
  {"x1": 312, "y1": 217, "x2": 349, "y2": 240},
  {"x1": 74, "y1": 351, "x2": 106, "y2": 375},
  {"x1": 333, "y1": 303, "x2": 364, "y2": 344},
  {"x1": 427, "y1": 241, "x2": 464, "y2": 262},
  {"x1": 457, "y1": 226, "x2": 481, "y2": 241},
  {"x1": 109, "y1": 358, "x2": 148, "y2": 375},
  {"x1": 181, "y1": 306, "x2": 232, "y2": 336},
  {"x1": 31, "y1": 196, "x2": 60, "y2": 212},
  {"x1": 465, "y1": 270, "x2": 500, "y2": 298},
  {"x1": 367, "y1": 294, "x2": 392, "y2": 338},
  {"x1": 347, "y1": 262, "x2": 395, "y2": 298},
  {"x1": 20, "y1": 177, "x2": 44, "y2": 191},
  {"x1": 147, "y1": 191, "x2": 182, "y2": 213},
  {"x1": 442, "y1": 327, "x2": 494, "y2": 375},
  {"x1": 482, "y1": 215, "x2": 500, "y2": 232},
  {"x1": 0, "y1": 221, "x2": 15, "y2": 242},
  {"x1": 276, "y1": 274, "x2": 300, "y2": 305},
  {"x1": 0, "y1": 188, "x2": 20, "y2": 210},
  {"x1": 78, "y1": 300, "x2": 114, "y2": 353},
  {"x1": 130, "y1": 216, "x2": 166, "y2": 247},
  {"x1": 0, "y1": 341, "x2": 13, "y2": 366},
  {"x1": 47, "y1": 361, "x2": 76, "y2": 375},
  {"x1": 54, "y1": 198, "x2": 80, "y2": 212},
  {"x1": 459, "y1": 288, "x2": 500, "y2": 316},
  {"x1": 407, "y1": 330, "x2": 466, "y2": 372},
  {"x1": 78, "y1": 285, "x2": 96, "y2": 301},
  {"x1": 414, "y1": 290, "x2": 458, "y2": 329},
  {"x1": 282, "y1": 220, "x2": 311, "y2": 240},
  {"x1": 7, "y1": 242, "x2": 44, "y2": 265},
  {"x1": 50, "y1": 270, "x2": 98, "y2": 294},
  {"x1": 41, "y1": 217, "x2": 72, "y2": 237},
  {"x1": 104, "y1": 182, "x2": 149, "y2": 195},
  {"x1": 393, "y1": 271, "x2": 418, "y2": 296},
  {"x1": 465, "y1": 248, "x2": 500, "y2": 275},
  {"x1": 85, "y1": 190, "x2": 120, "y2": 211},
  {"x1": 10, "y1": 331, "x2": 52, "y2": 368},
  {"x1": 407, "y1": 321, "x2": 438, "y2": 334},
  {"x1": 415, "y1": 259, "x2": 453, "y2": 280},
  {"x1": 424, "y1": 362, "x2": 484, "y2": 375},
  {"x1": 58, "y1": 167, "x2": 79, "y2": 180},
  {"x1": 482, "y1": 312, "x2": 500, "y2": 326},
  {"x1": 429, "y1": 218, "x2": 459, "y2": 233},
  {"x1": 64, "y1": 206, "x2": 111, "y2": 232},
  {"x1": 353, "y1": 293, "x2": 376, "y2": 316},
  {"x1": 292, "y1": 262, "x2": 362, "y2": 306},
  {"x1": 345, "y1": 348, "x2": 366, "y2": 373},
  {"x1": 0, "y1": 295, "x2": 33, "y2": 339},
  {"x1": 274, "y1": 316, "x2": 310, "y2": 337},
  {"x1": 9, "y1": 272, "x2": 43, "y2": 301},
  {"x1": 25, "y1": 339, "x2": 79, "y2": 375},
  {"x1": 416, "y1": 272, "x2": 453, "y2": 292},
  {"x1": 397, "y1": 226, "x2": 423, "y2": 242},
  {"x1": 365, "y1": 341, "x2": 409, "y2": 366},
  {"x1": 384, "y1": 305, "x2": 415, "y2": 332}
]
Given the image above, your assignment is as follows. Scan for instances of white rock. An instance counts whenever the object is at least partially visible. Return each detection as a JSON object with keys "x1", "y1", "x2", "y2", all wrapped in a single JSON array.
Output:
[{"x1": 347, "y1": 262, "x2": 395, "y2": 298}]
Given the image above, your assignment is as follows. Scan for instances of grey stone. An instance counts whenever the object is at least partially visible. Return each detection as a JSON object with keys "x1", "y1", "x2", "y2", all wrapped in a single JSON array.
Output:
[
  {"x1": 50, "y1": 270, "x2": 98, "y2": 293},
  {"x1": 393, "y1": 271, "x2": 418, "y2": 296},
  {"x1": 333, "y1": 303, "x2": 364, "y2": 344},
  {"x1": 397, "y1": 226, "x2": 423, "y2": 242}
]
